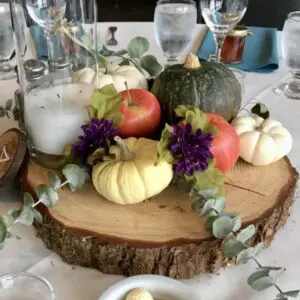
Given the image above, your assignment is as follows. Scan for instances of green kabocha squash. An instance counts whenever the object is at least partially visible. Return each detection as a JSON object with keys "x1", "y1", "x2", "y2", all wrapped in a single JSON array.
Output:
[{"x1": 151, "y1": 53, "x2": 242, "y2": 123}]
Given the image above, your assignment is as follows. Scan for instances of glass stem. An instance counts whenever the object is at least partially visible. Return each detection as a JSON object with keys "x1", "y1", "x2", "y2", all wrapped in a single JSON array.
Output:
[{"x1": 213, "y1": 32, "x2": 226, "y2": 62}]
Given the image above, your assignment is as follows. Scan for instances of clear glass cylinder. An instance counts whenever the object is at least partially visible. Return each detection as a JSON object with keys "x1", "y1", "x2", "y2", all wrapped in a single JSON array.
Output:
[
  {"x1": 10, "y1": 0, "x2": 98, "y2": 168},
  {"x1": 0, "y1": 272, "x2": 56, "y2": 300}
]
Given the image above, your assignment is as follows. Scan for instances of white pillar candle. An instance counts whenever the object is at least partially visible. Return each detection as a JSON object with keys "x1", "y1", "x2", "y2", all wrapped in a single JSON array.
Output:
[{"x1": 25, "y1": 83, "x2": 94, "y2": 156}]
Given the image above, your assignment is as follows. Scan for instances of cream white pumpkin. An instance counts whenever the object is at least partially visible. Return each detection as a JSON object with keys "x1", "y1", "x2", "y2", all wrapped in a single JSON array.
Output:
[
  {"x1": 232, "y1": 115, "x2": 293, "y2": 166},
  {"x1": 73, "y1": 65, "x2": 148, "y2": 92},
  {"x1": 92, "y1": 137, "x2": 173, "y2": 205}
]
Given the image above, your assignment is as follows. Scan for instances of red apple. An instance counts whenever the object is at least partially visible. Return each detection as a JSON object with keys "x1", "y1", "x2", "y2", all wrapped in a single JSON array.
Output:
[
  {"x1": 118, "y1": 89, "x2": 161, "y2": 138},
  {"x1": 206, "y1": 113, "x2": 240, "y2": 173}
]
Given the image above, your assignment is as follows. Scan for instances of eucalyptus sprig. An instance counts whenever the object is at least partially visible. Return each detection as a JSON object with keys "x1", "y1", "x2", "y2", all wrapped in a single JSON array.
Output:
[
  {"x1": 158, "y1": 105, "x2": 299, "y2": 299},
  {"x1": 0, "y1": 164, "x2": 89, "y2": 249},
  {"x1": 0, "y1": 99, "x2": 20, "y2": 121},
  {"x1": 100, "y1": 36, "x2": 163, "y2": 77}
]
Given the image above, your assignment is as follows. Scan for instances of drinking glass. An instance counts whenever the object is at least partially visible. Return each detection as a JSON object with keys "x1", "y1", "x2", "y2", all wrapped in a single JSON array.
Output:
[
  {"x1": 275, "y1": 11, "x2": 300, "y2": 100},
  {"x1": 25, "y1": 0, "x2": 67, "y2": 62},
  {"x1": 0, "y1": 272, "x2": 56, "y2": 300},
  {"x1": 200, "y1": 0, "x2": 248, "y2": 62},
  {"x1": 154, "y1": 0, "x2": 197, "y2": 65},
  {"x1": 10, "y1": 0, "x2": 98, "y2": 169},
  {"x1": 0, "y1": 2, "x2": 17, "y2": 79}
]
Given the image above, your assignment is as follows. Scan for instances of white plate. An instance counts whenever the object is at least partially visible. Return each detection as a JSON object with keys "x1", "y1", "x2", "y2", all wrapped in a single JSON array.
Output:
[{"x1": 98, "y1": 275, "x2": 201, "y2": 300}]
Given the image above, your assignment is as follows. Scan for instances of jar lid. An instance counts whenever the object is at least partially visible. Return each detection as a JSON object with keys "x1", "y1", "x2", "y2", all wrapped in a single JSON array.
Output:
[
  {"x1": 24, "y1": 59, "x2": 47, "y2": 81},
  {"x1": 48, "y1": 59, "x2": 71, "y2": 72},
  {"x1": 0, "y1": 129, "x2": 28, "y2": 187},
  {"x1": 228, "y1": 25, "x2": 253, "y2": 38}
]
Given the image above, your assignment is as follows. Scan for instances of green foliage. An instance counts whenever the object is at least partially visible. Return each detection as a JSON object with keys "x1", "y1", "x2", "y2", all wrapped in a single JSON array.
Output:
[
  {"x1": 48, "y1": 173, "x2": 62, "y2": 190},
  {"x1": 36, "y1": 185, "x2": 59, "y2": 207},
  {"x1": 236, "y1": 247, "x2": 255, "y2": 264},
  {"x1": 140, "y1": 55, "x2": 163, "y2": 77},
  {"x1": 224, "y1": 240, "x2": 246, "y2": 258},
  {"x1": 156, "y1": 124, "x2": 174, "y2": 164},
  {"x1": 90, "y1": 84, "x2": 123, "y2": 126},
  {"x1": 236, "y1": 225, "x2": 256, "y2": 243},
  {"x1": 212, "y1": 216, "x2": 234, "y2": 239},
  {"x1": 247, "y1": 271, "x2": 274, "y2": 291},
  {"x1": 127, "y1": 37, "x2": 149, "y2": 59},
  {"x1": 0, "y1": 99, "x2": 20, "y2": 120},
  {"x1": 276, "y1": 290, "x2": 300, "y2": 299},
  {"x1": 62, "y1": 164, "x2": 89, "y2": 192}
]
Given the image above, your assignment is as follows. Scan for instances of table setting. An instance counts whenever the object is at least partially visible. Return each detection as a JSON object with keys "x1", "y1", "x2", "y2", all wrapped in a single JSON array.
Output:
[{"x1": 1, "y1": 0, "x2": 300, "y2": 299}]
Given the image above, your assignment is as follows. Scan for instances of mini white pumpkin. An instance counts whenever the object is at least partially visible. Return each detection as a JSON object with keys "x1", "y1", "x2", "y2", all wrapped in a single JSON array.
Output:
[
  {"x1": 125, "y1": 288, "x2": 153, "y2": 300},
  {"x1": 73, "y1": 65, "x2": 148, "y2": 92},
  {"x1": 92, "y1": 137, "x2": 173, "y2": 205},
  {"x1": 232, "y1": 115, "x2": 293, "y2": 166}
]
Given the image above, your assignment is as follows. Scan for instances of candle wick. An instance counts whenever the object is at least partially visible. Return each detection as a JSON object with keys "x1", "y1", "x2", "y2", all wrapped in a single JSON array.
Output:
[{"x1": 0, "y1": 146, "x2": 10, "y2": 163}]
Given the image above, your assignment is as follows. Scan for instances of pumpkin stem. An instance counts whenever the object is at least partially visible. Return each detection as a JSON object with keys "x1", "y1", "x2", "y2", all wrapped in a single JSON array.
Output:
[
  {"x1": 184, "y1": 53, "x2": 201, "y2": 69},
  {"x1": 114, "y1": 136, "x2": 135, "y2": 161},
  {"x1": 124, "y1": 81, "x2": 133, "y2": 106}
]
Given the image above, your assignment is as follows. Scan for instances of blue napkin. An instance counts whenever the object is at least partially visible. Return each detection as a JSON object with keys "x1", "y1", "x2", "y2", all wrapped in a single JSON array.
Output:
[{"x1": 198, "y1": 27, "x2": 279, "y2": 72}]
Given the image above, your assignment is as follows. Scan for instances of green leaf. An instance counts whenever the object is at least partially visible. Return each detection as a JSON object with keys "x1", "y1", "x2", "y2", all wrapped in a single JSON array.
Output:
[
  {"x1": 224, "y1": 239, "x2": 246, "y2": 258},
  {"x1": 212, "y1": 216, "x2": 234, "y2": 239},
  {"x1": 127, "y1": 36, "x2": 149, "y2": 58},
  {"x1": 36, "y1": 184, "x2": 59, "y2": 207},
  {"x1": 236, "y1": 247, "x2": 254, "y2": 264},
  {"x1": 247, "y1": 271, "x2": 274, "y2": 291},
  {"x1": 232, "y1": 216, "x2": 242, "y2": 232},
  {"x1": 157, "y1": 124, "x2": 174, "y2": 164},
  {"x1": 119, "y1": 59, "x2": 131, "y2": 66},
  {"x1": 140, "y1": 55, "x2": 162, "y2": 76},
  {"x1": 16, "y1": 205, "x2": 34, "y2": 226},
  {"x1": 200, "y1": 197, "x2": 225, "y2": 217},
  {"x1": 198, "y1": 188, "x2": 218, "y2": 199},
  {"x1": 32, "y1": 209, "x2": 43, "y2": 224},
  {"x1": 205, "y1": 216, "x2": 218, "y2": 232},
  {"x1": 173, "y1": 174, "x2": 194, "y2": 194},
  {"x1": 23, "y1": 192, "x2": 35, "y2": 207},
  {"x1": 62, "y1": 164, "x2": 89, "y2": 192},
  {"x1": 0, "y1": 218, "x2": 7, "y2": 243},
  {"x1": 277, "y1": 290, "x2": 300, "y2": 298},
  {"x1": 87, "y1": 148, "x2": 106, "y2": 166},
  {"x1": 0, "y1": 107, "x2": 4, "y2": 117},
  {"x1": 48, "y1": 172, "x2": 62, "y2": 190},
  {"x1": 251, "y1": 102, "x2": 270, "y2": 119},
  {"x1": 8, "y1": 208, "x2": 21, "y2": 220},
  {"x1": 253, "y1": 242, "x2": 264, "y2": 256},
  {"x1": 5, "y1": 99, "x2": 13, "y2": 110},
  {"x1": 91, "y1": 84, "x2": 123, "y2": 125},
  {"x1": 0, "y1": 214, "x2": 14, "y2": 228},
  {"x1": 236, "y1": 224, "x2": 256, "y2": 244},
  {"x1": 258, "y1": 266, "x2": 283, "y2": 272}
]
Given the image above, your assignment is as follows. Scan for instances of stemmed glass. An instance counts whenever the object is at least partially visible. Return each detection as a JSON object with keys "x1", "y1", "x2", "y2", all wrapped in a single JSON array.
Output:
[
  {"x1": 154, "y1": 0, "x2": 197, "y2": 65},
  {"x1": 200, "y1": 0, "x2": 248, "y2": 62},
  {"x1": 25, "y1": 0, "x2": 66, "y2": 62},
  {"x1": 275, "y1": 11, "x2": 300, "y2": 100}
]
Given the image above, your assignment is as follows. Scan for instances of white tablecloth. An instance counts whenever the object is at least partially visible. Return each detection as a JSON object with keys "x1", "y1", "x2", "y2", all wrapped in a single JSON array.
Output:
[{"x1": 0, "y1": 23, "x2": 300, "y2": 300}]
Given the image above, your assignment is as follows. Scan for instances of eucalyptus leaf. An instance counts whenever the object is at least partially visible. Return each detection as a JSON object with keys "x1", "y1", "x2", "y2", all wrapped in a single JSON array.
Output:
[
  {"x1": 198, "y1": 188, "x2": 218, "y2": 199},
  {"x1": 4, "y1": 99, "x2": 13, "y2": 110},
  {"x1": 119, "y1": 59, "x2": 131, "y2": 66},
  {"x1": 32, "y1": 209, "x2": 43, "y2": 224},
  {"x1": 0, "y1": 107, "x2": 4, "y2": 118},
  {"x1": 36, "y1": 184, "x2": 59, "y2": 207},
  {"x1": 236, "y1": 247, "x2": 254, "y2": 264},
  {"x1": 271, "y1": 268, "x2": 286, "y2": 283},
  {"x1": 62, "y1": 164, "x2": 89, "y2": 192},
  {"x1": 173, "y1": 174, "x2": 193, "y2": 194},
  {"x1": 247, "y1": 271, "x2": 274, "y2": 291},
  {"x1": 157, "y1": 124, "x2": 174, "y2": 164},
  {"x1": 200, "y1": 199, "x2": 216, "y2": 216},
  {"x1": 253, "y1": 242, "x2": 264, "y2": 256},
  {"x1": 224, "y1": 239, "x2": 246, "y2": 258},
  {"x1": 127, "y1": 36, "x2": 149, "y2": 58},
  {"x1": 237, "y1": 224, "x2": 256, "y2": 244},
  {"x1": 200, "y1": 197, "x2": 225, "y2": 217},
  {"x1": 48, "y1": 173, "x2": 61, "y2": 190},
  {"x1": 251, "y1": 102, "x2": 270, "y2": 119},
  {"x1": 277, "y1": 290, "x2": 300, "y2": 298},
  {"x1": 16, "y1": 205, "x2": 34, "y2": 226},
  {"x1": 205, "y1": 216, "x2": 218, "y2": 232},
  {"x1": 232, "y1": 216, "x2": 242, "y2": 232},
  {"x1": 8, "y1": 208, "x2": 21, "y2": 220},
  {"x1": 23, "y1": 192, "x2": 35, "y2": 207},
  {"x1": 212, "y1": 216, "x2": 234, "y2": 239},
  {"x1": 0, "y1": 218, "x2": 7, "y2": 243},
  {"x1": 258, "y1": 266, "x2": 283, "y2": 272},
  {"x1": 140, "y1": 55, "x2": 163, "y2": 77},
  {"x1": 0, "y1": 214, "x2": 14, "y2": 228}
]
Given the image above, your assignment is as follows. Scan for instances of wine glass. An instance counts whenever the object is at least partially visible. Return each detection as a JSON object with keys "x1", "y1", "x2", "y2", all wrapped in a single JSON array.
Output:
[
  {"x1": 154, "y1": 0, "x2": 197, "y2": 65},
  {"x1": 274, "y1": 11, "x2": 300, "y2": 100},
  {"x1": 25, "y1": 0, "x2": 66, "y2": 61},
  {"x1": 200, "y1": 0, "x2": 248, "y2": 62}
]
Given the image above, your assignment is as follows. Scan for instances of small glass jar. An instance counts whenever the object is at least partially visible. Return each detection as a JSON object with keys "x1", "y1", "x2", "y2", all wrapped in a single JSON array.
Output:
[
  {"x1": 221, "y1": 25, "x2": 252, "y2": 64},
  {"x1": 10, "y1": 0, "x2": 98, "y2": 169}
]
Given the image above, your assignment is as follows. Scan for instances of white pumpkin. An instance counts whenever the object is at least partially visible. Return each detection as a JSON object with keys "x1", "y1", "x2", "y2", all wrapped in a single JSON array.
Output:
[
  {"x1": 92, "y1": 137, "x2": 173, "y2": 205},
  {"x1": 73, "y1": 66, "x2": 148, "y2": 92},
  {"x1": 232, "y1": 115, "x2": 293, "y2": 166}
]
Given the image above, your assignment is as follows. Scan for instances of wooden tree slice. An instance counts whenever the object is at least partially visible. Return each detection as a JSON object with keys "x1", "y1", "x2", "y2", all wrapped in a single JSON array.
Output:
[{"x1": 23, "y1": 157, "x2": 298, "y2": 279}]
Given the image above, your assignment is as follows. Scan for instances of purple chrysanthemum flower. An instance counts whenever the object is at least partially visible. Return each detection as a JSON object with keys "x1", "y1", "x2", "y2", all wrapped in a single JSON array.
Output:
[
  {"x1": 72, "y1": 118, "x2": 119, "y2": 170},
  {"x1": 169, "y1": 123, "x2": 213, "y2": 176}
]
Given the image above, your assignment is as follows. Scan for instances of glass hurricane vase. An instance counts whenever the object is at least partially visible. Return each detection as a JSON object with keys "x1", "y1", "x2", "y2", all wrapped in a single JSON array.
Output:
[{"x1": 10, "y1": 0, "x2": 98, "y2": 169}]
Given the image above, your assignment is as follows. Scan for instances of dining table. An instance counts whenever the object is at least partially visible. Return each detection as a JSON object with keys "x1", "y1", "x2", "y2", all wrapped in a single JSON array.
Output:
[{"x1": 0, "y1": 22, "x2": 300, "y2": 300}]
